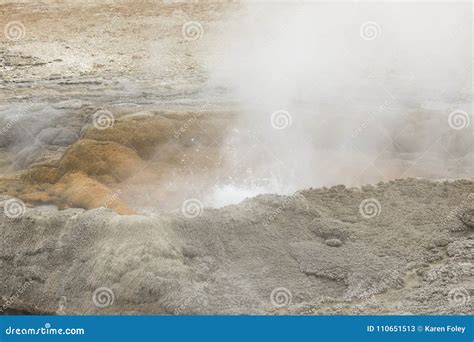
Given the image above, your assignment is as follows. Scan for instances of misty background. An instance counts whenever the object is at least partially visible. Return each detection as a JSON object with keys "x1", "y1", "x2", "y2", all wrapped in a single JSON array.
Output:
[
  {"x1": 0, "y1": 1, "x2": 471, "y2": 209},
  {"x1": 202, "y1": 1, "x2": 472, "y2": 206}
]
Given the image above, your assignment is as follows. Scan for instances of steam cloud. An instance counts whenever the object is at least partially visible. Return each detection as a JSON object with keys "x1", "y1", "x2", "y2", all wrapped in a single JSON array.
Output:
[{"x1": 205, "y1": 1, "x2": 472, "y2": 204}]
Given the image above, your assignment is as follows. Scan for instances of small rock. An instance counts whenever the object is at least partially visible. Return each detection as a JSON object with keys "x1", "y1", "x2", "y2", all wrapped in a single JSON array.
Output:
[
  {"x1": 447, "y1": 240, "x2": 474, "y2": 259},
  {"x1": 36, "y1": 127, "x2": 78, "y2": 146},
  {"x1": 434, "y1": 238, "x2": 449, "y2": 247},
  {"x1": 325, "y1": 238, "x2": 342, "y2": 247},
  {"x1": 310, "y1": 218, "x2": 351, "y2": 242}
]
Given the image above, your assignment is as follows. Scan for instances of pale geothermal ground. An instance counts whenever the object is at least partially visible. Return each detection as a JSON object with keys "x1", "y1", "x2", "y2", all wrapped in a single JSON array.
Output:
[{"x1": 0, "y1": 1, "x2": 472, "y2": 315}]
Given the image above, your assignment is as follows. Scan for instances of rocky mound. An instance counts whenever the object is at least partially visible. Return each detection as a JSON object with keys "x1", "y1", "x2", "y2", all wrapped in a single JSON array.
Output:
[
  {"x1": 8, "y1": 109, "x2": 232, "y2": 213},
  {"x1": 1, "y1": 179, "x2": 472, "y2": 315}
]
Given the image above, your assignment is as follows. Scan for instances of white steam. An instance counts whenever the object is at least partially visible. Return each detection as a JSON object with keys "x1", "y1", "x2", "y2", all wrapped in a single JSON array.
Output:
[{"x1": 205, "y1": 1, "x2": 472, "y2": 202}]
